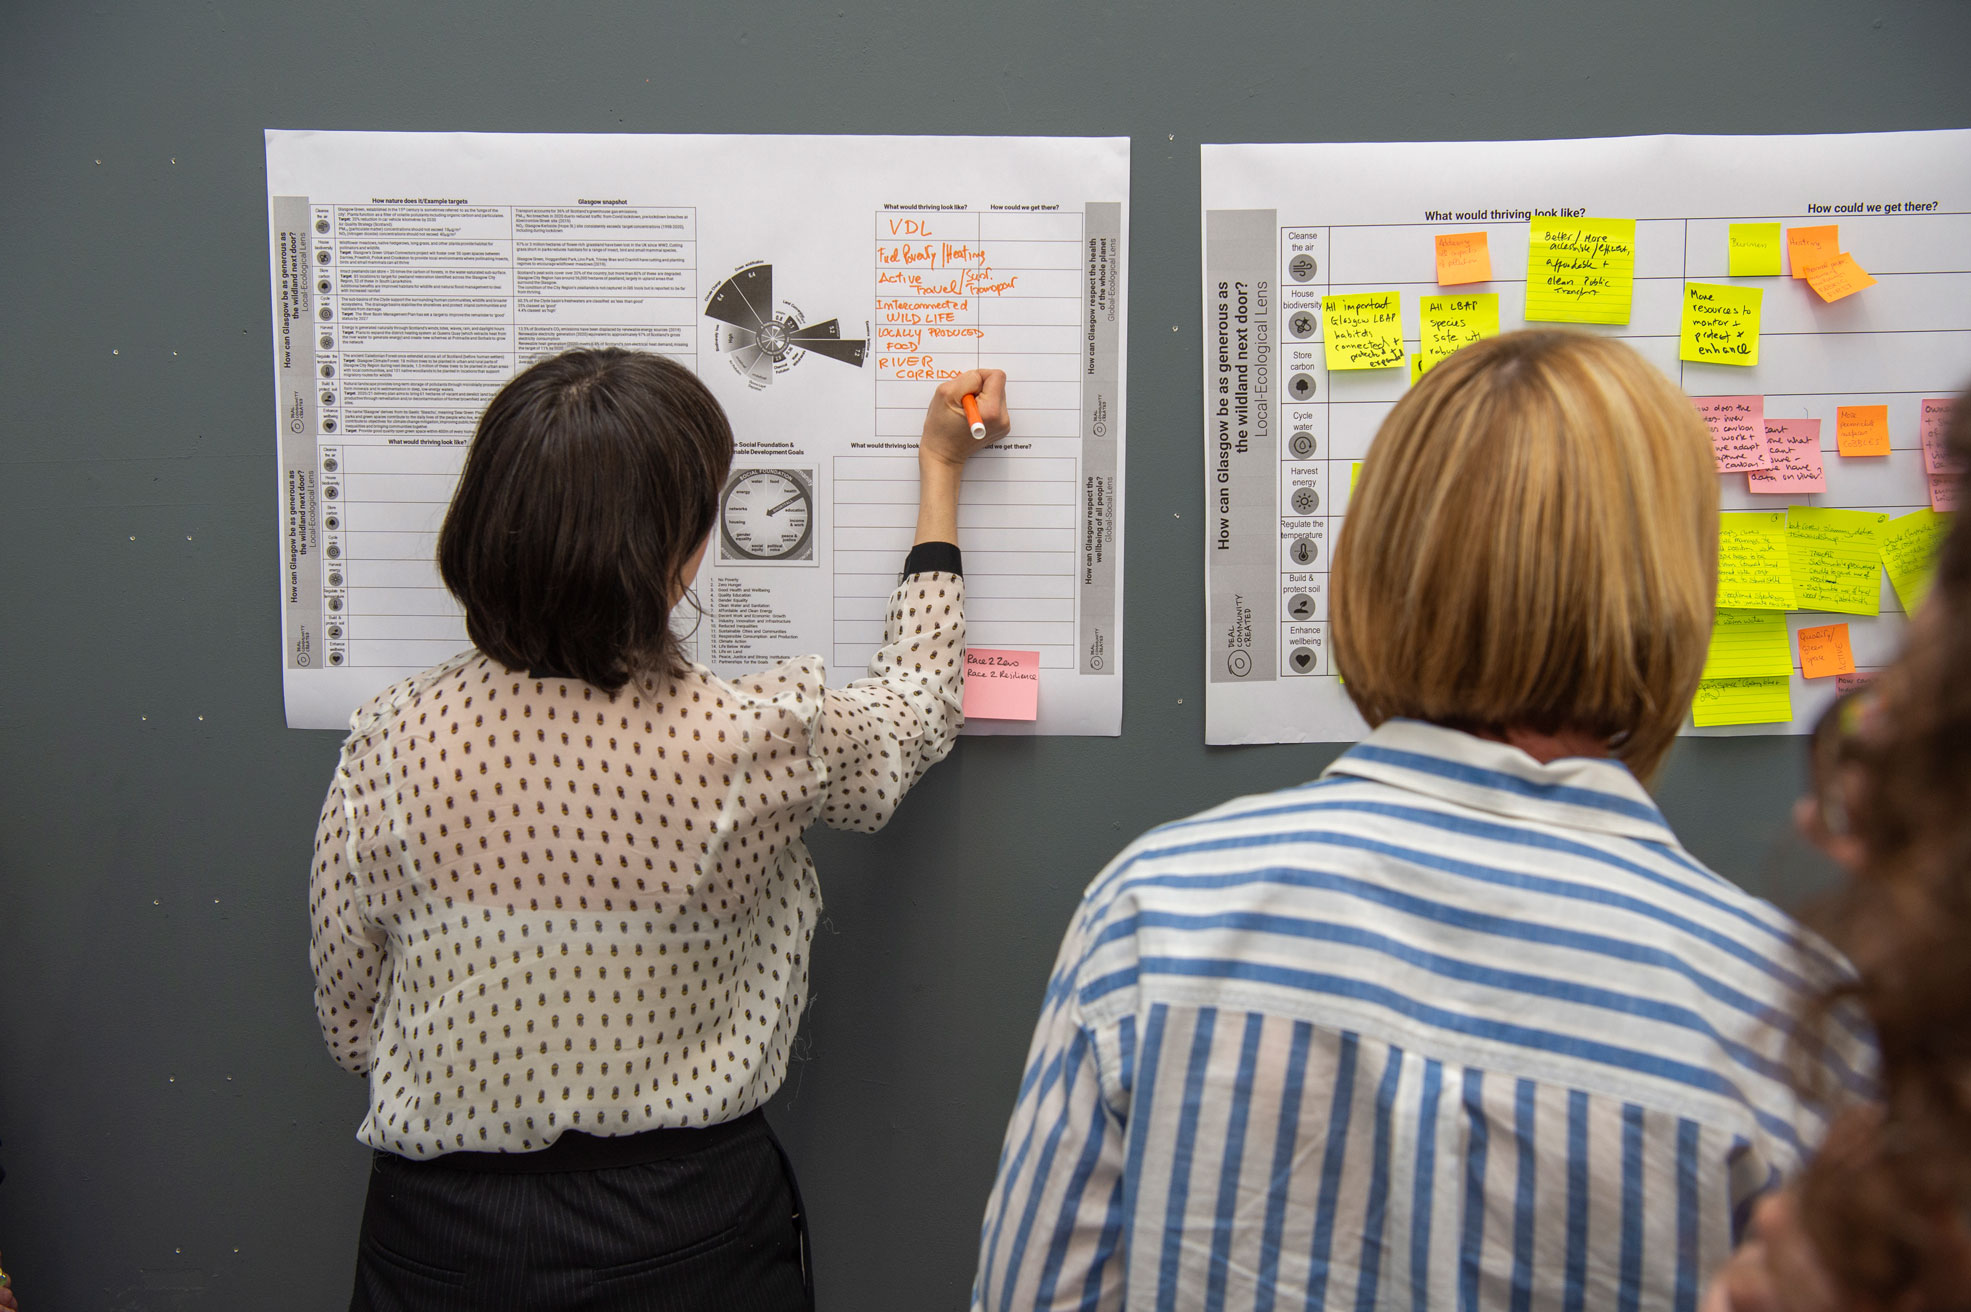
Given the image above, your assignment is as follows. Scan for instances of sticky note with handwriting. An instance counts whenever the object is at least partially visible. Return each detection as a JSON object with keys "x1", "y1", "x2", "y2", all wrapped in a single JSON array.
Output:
[
  {"x1": 1921, "y1": 397, "x2": 1958, "y2": 474},
  {"x1": 1804, "y1": 252, "x2": 1878, "y2": 303},
  {"x1": 1835, "y1": 404, "x2": 1890, "y2": 457},
  {"x1": 1693, "y1": 395, "x2": 1770, "y2": 473},
  {"x1": 1435, "y1": 231, "x2": 1492, "y2": 285},
  {"x1": 1727, "y1": 223, "x2": 1783, "y2": 277},
  {"x1": 1747, "y1": 418, "x2": 1825, "y2": 494},
  {"x1": 1933, "y1": 473, "x2": 1961, "y2": 513},
  {"x1": 1787, "y1": 505, "x2": 1888, "y2": 615},
  {"x1": 1716, "y1": 510, "x2": 1795, "y2": 609},
  {"x1": 1786, "y1": 225, "x2": 1839, "y2": 278},
  {"x1": 1525, "y1": 217, "x2": 1635, "y2": 324},
  {"x1": 1419, "y1": 293, "x2": 1500, "y2": 369},
  {"x1": 1796, "y1": 623, "x2": 1856, "y2": 680},
  {"x1": 1835, "y1": 671, "x2": 1878, "y2": 697},
  {"x1": 1410, "y1": 353, "x2": 1425, "y2": 385},
  {"x1": 1701, "y1": 609, "x2": 1793, "y2": 680},
  {"x1": 962, "y1": 648, "x2": 1040, "y2": 720},
  {"x1": 1880, "y1": 507, "x2": 1952, "y2": 613},
  {"x1": 1693, "y1": 676, "x2": 1793, "y2": 727},
  {"x1": 1679, "y1": 282, "x2": 1762, "y2": 366},
  {"x1": 1322, "y1": 292, "x2": 1405, "y2": 370}
]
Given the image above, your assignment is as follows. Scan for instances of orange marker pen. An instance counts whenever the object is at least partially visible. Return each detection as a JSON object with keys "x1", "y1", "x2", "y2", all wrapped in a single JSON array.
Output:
[{"x1": 962, "y1": 393, "x2": 987, "y2": 440}]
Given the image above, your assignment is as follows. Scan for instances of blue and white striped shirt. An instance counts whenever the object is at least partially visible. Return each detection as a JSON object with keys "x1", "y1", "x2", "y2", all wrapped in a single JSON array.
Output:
[{"x1": 974, "y1": 721, "x2": 1869, "y2": 1312}]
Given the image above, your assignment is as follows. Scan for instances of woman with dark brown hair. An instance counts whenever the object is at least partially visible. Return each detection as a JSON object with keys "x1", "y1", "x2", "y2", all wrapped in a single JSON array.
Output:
[
  {"x1": 1707, "y1": 392, "x2": 1971, "y2": 1312},
  {"x1": 309, "y1": 348, "x2": 1008, "y2": 1311}
]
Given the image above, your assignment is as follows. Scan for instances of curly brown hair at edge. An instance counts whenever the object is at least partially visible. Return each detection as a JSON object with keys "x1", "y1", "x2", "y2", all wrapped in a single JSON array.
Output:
[{"x1": 1795, "y1": 387, "x2": 1971, "y2": 1307}]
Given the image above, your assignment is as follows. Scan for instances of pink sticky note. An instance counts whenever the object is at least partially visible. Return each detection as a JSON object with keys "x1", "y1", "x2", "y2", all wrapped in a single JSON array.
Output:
[
  {"x1": 1932, "y1": 472, "x2": 1961, "y2": 513},
  {"x1": 1694, "y1": 395, "x2": 1770, "y2": 473},
  {"x1": 1747, "y1": 418, "x2": 1826, "y2": 494},
  {"x1": 1835, "y1": 671, "x2": 1878, "y2": 697},
  {"x1": 962, "y1": 648, "x2": 1040, "y2": 720},
  {"x1": 1922, "y1": 397, "x2": 1959, "y2": 475}
]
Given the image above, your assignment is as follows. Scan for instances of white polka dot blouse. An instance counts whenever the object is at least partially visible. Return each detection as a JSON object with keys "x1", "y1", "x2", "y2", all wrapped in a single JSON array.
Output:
[{"x1": 309, "y1": 571, "x2": 966, "y2": 1157}]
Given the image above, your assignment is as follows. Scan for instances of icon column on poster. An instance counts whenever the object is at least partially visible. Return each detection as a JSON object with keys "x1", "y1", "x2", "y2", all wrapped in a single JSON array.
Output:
[
  {"x1": 311, "y1": 204, "x2": 350, "y2": 671},
  {"x1": 1280, "y1": 226, "x2": 1330, "y2": 676}
]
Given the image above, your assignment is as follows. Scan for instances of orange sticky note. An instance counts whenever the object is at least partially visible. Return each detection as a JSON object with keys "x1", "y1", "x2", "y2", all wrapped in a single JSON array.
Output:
[
  {"x1": 1435, "y1": 231, "x2": 1492, "y2": 286},
  {"x1": 1797, "y1": 623, "x2": 1856, "y2": 680},
  {"x1": 1835, "y1": 404, "x2": 1891, "y2": 457},
  {"x1": 1803, "y1": 252, "x2": 1878, "y2": 303},
  {"x1": 1787, "y1": 225, "x2": 1839, "y2": 278},
  {"x1": 961, "y1": 648, "x2": 1039, "y2": 720}
]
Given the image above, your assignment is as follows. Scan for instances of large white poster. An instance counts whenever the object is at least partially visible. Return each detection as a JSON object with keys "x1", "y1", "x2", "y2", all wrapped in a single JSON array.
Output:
[
  {"x1": 267, "y1": 131, "x2": 1127, "y2": 734},
  {"x1": 1202, "y1": 130, "x2": 1969, "y2": 745}
]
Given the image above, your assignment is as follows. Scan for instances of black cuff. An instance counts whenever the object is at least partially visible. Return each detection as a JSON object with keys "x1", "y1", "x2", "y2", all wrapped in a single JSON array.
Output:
[{"x1": 901, "y1": 540, "x2": 963, "y2": 579}]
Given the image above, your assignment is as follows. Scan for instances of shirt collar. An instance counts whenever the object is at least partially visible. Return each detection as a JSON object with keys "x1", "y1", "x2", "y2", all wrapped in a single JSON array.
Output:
[{"x1": 1322, "y1": 719, "x2": 1678, "y2": 845}]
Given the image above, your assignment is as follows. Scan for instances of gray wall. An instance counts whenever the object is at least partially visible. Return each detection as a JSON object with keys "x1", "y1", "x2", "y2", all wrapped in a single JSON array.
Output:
[{"x1": 2, "y1": 2, "x2": 1966, "y2": 1306}]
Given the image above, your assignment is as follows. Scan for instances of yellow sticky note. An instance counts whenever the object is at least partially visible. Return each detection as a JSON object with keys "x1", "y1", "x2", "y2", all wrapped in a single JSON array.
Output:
[
  {"x1": 1322, "y1": 292, "x2": 1405, "y2": 370},
  {"x1": 1525, "y1": 217, "x2": 1636, "y2": 324},
  {"x1": 1693, "y1": 676, "x2": 1794, "y2": 727},
  {"x1": 1880, "y1": 507, "x2": 1953, "y2": 613},
  {"x1": 1679, "y1": 283, "x2": 1762, "y2": 366},
  {"x1": 1835, "y1": 404, "x2": 1891, "y2": 457},
  {"x1": 1435, "y1": 231, "x2": 1492, "y2": 286},
  {"x1": 1797, "y1": 623, "x2": 1856, "y2": 680},
  {"x1": 1787, "y1": 225, "x2": 1839, "y2": 278},
  {"x1": 1716, "y1": 511, "x2": 1796, "y2": 610},
  {"x1": 1728, "y1": 223, "x2": 1783, "y2": 278},
  {"x1": 1419, "y1": 293, "x2": 1500, "y2": 370},
  {"x1": 1804, "y1": 252, "x2": 1877, "y2": 303},
  {"x1": 1701, "y1": 609, "x2": 1794, "y2": 680},
  {"x1": 1787, "y1": 505, "x2": 1888, "y2": 616},
  {"x1": 1410, "y1": 353, "x2": 1426, "y2": 385}
]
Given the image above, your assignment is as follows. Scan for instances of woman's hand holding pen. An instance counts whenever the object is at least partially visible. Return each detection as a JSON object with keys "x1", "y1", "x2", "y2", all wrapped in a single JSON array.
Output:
[{"x1": 915, "y1": 369, "x2": 1009, "y2": 545}]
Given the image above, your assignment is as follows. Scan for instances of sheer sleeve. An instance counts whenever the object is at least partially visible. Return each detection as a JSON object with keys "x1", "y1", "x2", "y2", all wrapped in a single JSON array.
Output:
[
  {"x1": 813, "y1": 570, "x2": 966, "y2": 833},
  {"x1": 308, "y1": 765, "x2": 385, "y2": 1074}
]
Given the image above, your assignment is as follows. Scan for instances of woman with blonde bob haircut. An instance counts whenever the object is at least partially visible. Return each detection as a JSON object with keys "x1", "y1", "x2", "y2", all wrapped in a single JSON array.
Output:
[
  {"x1": 975, "y1": 329, "x2": 1866, "y2": 1312},
  {"x1": 1332, "y1": 328, "x2": 1717, "y2": 780}
]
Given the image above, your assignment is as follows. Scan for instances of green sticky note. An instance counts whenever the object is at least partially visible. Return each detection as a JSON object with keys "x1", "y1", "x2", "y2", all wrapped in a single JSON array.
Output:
[
  {"x1": 1323, "y1": 292, "x2": 1405, "y2": 370},
  {"x1": 1679, "y1": 282, "x2": 1762, "y2": 366},
  {"x1": 1419, "y1": 293, "x2": 1500, "y2": 369},
  {"x1": 1701, "y1": 609, "x2": 1793, "y2": 680},
  {"x1": 1880, "y1": 507, "x2": 1954, "y2": 613},
  {"x1": 1693, "y1": 676, "x2": 1794, "y2": 727},
  {"x1": 1716, "y1": 511, "x2": 1795, "y2": 610},
  {"x1": 1525, "y1": 217, "x2": 1636, "y2": 325},
  {"x1": 1728, "y1": 223, "x2": 1784, "y2": 277},
  {"x1": 1787, "y1": 505, "x2": 1889, "y2": 616}
]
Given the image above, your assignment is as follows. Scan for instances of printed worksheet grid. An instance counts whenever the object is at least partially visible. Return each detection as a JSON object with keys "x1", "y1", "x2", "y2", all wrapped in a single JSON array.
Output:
[
  {"x1": 1284, "y1": 213, "x2": 1969, "y2": 685},
  {"x1": 322, "y1": 201, "x2": 699, "y2": 671},
  {"x1": 842, "y1": 209, "x2": 1088, "y2": 672}
]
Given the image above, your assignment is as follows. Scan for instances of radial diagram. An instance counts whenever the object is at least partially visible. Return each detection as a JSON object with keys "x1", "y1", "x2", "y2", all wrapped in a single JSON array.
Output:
[{"x1": 705, "y1": 263, "x2": 867, "y2": 387}]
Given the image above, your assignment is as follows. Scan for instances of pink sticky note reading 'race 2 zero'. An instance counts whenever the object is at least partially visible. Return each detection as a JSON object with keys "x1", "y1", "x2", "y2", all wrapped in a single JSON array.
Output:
[{"x1": 962, "y1": 648, "x2": 1040, "y2": 721}]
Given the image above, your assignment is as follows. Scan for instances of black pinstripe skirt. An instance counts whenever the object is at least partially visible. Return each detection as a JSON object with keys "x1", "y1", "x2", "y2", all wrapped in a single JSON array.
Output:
[{"x1": 350, "y1": 1111, "x2": 811, "y2": 1312}]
